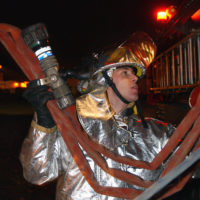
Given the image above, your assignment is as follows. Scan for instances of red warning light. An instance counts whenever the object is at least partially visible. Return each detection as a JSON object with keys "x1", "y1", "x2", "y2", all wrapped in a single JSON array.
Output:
[
  {"x1": 191, "y1": 9, "x2": 200, "y2": 22},
  {"x1": 156, "y1": 6, "x2": 176, "y2": 22},
  {"x1": 157, "y1": 11, "x2": 167, "y2": 21},
  {"x1": 166, "y1": 5, "x2": 176, "y2": 19}
]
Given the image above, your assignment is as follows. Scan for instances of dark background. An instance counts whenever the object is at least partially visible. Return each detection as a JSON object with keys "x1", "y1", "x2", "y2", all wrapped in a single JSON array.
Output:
[
  {"x1": 1, "y1": 0, "x2": 199, "y2": 199},
  {"x1": 0, "y1": 0, "x2": 182, "y2": 72}
]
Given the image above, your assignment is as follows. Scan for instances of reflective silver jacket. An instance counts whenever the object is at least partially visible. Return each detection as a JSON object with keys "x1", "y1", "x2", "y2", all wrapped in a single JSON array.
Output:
[{"x1": 20, "y1": 87, "x2": 175, "y2": 200}]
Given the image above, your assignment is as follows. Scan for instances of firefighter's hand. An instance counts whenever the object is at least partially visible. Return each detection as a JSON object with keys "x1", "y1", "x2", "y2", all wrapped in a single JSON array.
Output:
[{"x1": 22, "y1": 83, "x2": 56, "y2": 128}]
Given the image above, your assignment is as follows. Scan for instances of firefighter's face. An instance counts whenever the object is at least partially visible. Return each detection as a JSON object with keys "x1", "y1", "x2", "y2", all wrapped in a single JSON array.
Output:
[{"x1": 112, "y1": 67, "x2": 139, "y2": 102}]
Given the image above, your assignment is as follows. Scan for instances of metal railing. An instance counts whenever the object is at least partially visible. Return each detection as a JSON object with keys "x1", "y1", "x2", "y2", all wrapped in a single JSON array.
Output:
[{"x1": 150, "y1": 30, "x2": 200, "y2": 92}]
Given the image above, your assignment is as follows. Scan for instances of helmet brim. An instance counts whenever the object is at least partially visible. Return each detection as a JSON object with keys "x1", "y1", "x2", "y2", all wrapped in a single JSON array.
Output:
[{"x1": 92, "y1": 62, "x2": 145, "y2": 79}]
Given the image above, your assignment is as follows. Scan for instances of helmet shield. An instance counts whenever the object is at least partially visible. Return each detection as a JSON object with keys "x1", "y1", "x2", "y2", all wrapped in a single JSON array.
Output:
[{"x1": 93, "y1": 31, "x2": 157, "y2": 79}]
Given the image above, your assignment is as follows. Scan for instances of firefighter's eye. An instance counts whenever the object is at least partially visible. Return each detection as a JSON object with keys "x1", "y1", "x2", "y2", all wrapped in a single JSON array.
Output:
[{"x1": 123, "y1": 70, "x2": 128, "y2": 75}]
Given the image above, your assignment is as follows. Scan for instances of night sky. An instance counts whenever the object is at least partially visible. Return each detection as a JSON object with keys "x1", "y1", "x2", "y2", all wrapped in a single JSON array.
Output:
[{"x1": 0, "y1": 0, "x2": 181, "y2": 75}]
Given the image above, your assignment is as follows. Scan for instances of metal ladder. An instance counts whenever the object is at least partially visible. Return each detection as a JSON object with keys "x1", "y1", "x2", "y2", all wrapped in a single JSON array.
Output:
[{"x1": 150, "y1": 30, "x2": 200, "y2": 92}]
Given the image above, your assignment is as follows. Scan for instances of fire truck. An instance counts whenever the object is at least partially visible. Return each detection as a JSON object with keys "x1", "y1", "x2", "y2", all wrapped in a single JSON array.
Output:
[{"x1": 140, "y1": 0, "x2": 200, "y2": 125}]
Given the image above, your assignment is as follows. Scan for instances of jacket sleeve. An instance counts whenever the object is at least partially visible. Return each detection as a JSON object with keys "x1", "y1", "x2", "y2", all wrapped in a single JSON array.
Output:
[{"x1": 20, "y1": 118, "x2": 73, "y2": 186}]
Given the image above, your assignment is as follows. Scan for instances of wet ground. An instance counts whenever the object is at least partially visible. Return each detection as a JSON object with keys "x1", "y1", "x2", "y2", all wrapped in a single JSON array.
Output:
[{"x1": 0, "y1": 92, "x2": 200, "y2": 200}]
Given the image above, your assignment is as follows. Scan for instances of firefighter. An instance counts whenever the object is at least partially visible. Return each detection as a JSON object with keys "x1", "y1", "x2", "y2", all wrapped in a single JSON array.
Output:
[{"x1": 20, "y1": 32, "x2": 175, "y2": 200}]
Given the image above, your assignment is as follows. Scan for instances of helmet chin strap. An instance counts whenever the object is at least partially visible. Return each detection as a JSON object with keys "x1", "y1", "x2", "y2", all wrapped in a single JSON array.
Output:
[
  {"x1": 102, "y1": 70, "x2": 148, "y2": 129},
  {"x1": 102, "y1": 70, "x2": 130, "y2": 104}
]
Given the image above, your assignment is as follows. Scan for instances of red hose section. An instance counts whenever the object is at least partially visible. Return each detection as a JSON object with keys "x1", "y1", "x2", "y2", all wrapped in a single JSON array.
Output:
[{"x1": 1, "y1": 23, "x2": 199, "y2": 199}]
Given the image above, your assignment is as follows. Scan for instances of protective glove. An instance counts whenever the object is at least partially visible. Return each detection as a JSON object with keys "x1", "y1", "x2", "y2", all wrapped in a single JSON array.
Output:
[{"x1": 22, "y1": 82, "x2": 56, "y2": 128}]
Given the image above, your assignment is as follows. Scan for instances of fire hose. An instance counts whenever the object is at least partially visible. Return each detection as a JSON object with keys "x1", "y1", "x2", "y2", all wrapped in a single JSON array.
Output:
[{"x1": 0, "y1": 23, "x2": 200, "y2": 199}]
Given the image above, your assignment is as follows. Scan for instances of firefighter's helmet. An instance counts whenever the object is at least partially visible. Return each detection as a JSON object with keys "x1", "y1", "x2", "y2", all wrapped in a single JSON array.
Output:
[
  {"x1": 93, "y1": 31, "x2": 156, "y2": 78},
  {"x1": 78, "y1": 31, "x2": 157, "y2": 94}
]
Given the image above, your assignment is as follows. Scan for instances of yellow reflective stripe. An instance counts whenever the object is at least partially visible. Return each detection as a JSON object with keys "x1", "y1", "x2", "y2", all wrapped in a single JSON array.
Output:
[{"x1": 31, "y1": 120, "x2": 57, "y2": 134}]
